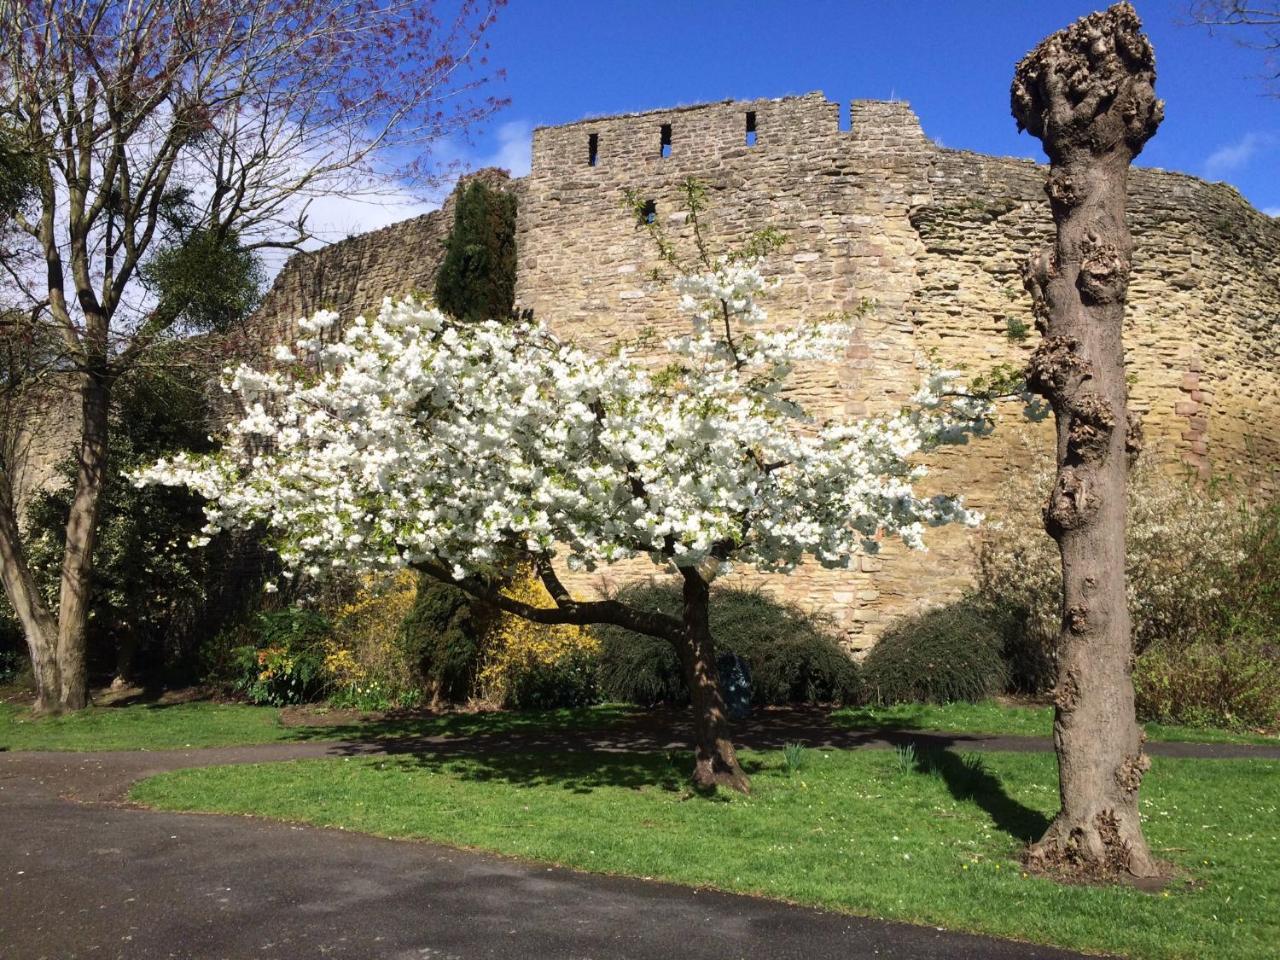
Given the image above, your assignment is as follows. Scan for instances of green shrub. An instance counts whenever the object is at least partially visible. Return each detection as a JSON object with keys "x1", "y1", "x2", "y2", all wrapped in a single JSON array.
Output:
[
  {"x1": 0, "y1": 647, "x2": 26, "y2": 685},
  {"x1": 20, "y1": 350, "x2": 272, "y2": 687},
  {"x1": 0, "y1": 604, "x2": 24, "y2": 684},
  {"x1": 434, "y1": 177, "x2": 517, "y2": 324},
  {"x1": 860, "y1": 602, "x2": 1007, "y2": 705},
  {"x1": 1135, "y1": 633, "x2": 1280, "y2": 731},
  {"x1": 1217, "y1": 497, "x2": 1280, "y2": 638},
  {"x1": 229, "y1": 608, "x2": 331, "y2": 706},
  {"x1": 597, "y1": 630, "x2": 684, "y2": 707},
  {"x1": 595, "y1": 582, "x2": 859, "y2": 707},
  {"x1": 399, "y1": 576, "x2": 494, "y2": 703},
  {"x1": 503, "y1": 647, "x2": 600, "y2": 710}
]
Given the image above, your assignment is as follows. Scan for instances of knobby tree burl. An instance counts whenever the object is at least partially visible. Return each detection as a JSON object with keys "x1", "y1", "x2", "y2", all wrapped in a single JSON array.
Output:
[{"x1": 1011, "y1": 3, "x2": 1164, "y2": 877}]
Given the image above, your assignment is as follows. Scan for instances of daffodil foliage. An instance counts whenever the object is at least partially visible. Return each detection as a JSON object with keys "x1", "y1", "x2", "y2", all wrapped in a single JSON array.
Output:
[{"x1": 139, "y1": 259, "x2": 992, "y2": 595}]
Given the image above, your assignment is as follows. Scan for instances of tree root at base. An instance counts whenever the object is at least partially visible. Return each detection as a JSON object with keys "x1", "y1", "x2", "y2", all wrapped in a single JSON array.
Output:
[
  {"x1": 1023, "y1": 809, "x2": 1172, "y2": 887},
  {"x1": 692, "y1": 756, "x2": 751, "y2": 796}
]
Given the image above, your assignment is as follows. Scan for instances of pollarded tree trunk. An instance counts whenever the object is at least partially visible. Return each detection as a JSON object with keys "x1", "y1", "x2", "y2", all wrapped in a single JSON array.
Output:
[
  {"x1": 55, "y1": 371, "x2": 111, "y2": 711},
  {"x1": 1011, "y1": 3, "x2": 1164, "y2": 878},
  {"x1": 677, "y1": 567, "x2": 750, "y2": 795}
]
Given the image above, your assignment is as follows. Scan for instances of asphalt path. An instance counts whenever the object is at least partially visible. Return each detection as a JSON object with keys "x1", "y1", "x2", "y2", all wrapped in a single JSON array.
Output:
[
  {"x1": 0, "y1": 764, "x2": 1090, "y2": 960},
  {"x1": 5, "y1": 712, "x2": 1274, "y2": 960}
]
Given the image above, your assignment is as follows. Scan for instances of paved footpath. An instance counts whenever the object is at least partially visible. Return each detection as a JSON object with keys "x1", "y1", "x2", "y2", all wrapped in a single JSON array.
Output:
[{"x1": 5, "y1": 714, "x2": 1274, "y2": 960}]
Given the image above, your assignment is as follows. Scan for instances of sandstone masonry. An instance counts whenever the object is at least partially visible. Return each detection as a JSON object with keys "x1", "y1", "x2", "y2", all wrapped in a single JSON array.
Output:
[{"x1": 26, "y1": 93, "x2": 1277, "y2": 646}]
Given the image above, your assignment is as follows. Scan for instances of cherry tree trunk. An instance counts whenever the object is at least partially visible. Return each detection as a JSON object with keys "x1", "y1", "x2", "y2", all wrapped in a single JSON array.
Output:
[
  {"x1": 677, "y1": 568, "x2": 750, "y2": 795},
  {"x1": 1012, "y1": 3, "x2": 1164, "y2": 878},
  {"x1": 55, "y1": 372, "x2": 111, "y2": 711}
]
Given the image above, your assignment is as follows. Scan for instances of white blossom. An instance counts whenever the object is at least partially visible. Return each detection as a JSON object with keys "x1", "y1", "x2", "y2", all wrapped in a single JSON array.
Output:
[{"x1": 136, "y1": 262, "x2": 994, "y2": 585}]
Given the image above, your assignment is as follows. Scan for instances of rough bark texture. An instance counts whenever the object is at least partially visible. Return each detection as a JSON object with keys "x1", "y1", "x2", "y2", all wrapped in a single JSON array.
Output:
[
  {"x1": 1011, "y1": 3, "x2": 1164, "y2": 879},
  {"x1": 0, "y1": 479, "x2": 60, "y2": 712},
  {"x1": 677, "y1": 568, "x2": 750, "y2": 795},
  {"x1": 54, "y1": 372, "x2": 110, "y2": 711}
]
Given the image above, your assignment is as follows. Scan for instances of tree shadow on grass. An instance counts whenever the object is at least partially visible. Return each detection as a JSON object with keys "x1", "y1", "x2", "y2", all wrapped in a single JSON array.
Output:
[
  {"x1": 913, "y1": 747, "x2": 1051, "y2": 843},
  {"x1": 352, "y1": 742, "x2": 766, "y2": 799},
  {"x1": 281, "y1": 704, "x2": 642, "y2": 744}
]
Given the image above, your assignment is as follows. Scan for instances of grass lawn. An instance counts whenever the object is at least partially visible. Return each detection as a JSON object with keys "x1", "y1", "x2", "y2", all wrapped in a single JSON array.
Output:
[
  {"x1": 0, "y1": 699, "x2": 296, "y2": 751},
  {"x1": 833, "y1": 700, "x2": 1278, "y2": 746},
  {"x1": 0, "y1": 699, "x2": 634, "y2": 752},
  {"x1": 132, "y1": 747, "x2": 1280, "y2": 960},
  {"x1": 3, "y1": 692, "x2": 1274, "y2": 752}
]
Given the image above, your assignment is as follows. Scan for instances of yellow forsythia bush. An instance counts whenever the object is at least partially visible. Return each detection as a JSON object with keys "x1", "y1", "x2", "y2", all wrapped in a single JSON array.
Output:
[
  {"x1": 323, "y1": 571, "x2": 421, "y2": 707},
  {"x1": 477, "y1": 564, "x2": 600, "y2": 708}
]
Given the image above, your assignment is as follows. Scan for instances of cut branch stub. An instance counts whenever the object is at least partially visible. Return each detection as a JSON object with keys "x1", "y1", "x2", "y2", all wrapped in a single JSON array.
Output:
[
  {"x1": 1011, "y1": 2, "x2": 1163, "y2": 163},
  {"x1": 1078, "y1": 228, "x2": 1131, "y2": 304},
  {"x1": 1125, "y1": 411, "x2": 1144, "y2": 466},
  {"x1": 1020, "y1": 246, "x2": 1056, "y2": 332},
  {"x1": 1043, "y1": 464, "x2": 1097, "y2": 534},
  {"x1": 1065, "y1": 389, "x2": 1117, "y2": 462},
  {"x1": 1027, "y1": 335, "x2": 1088, "y2": 401}
]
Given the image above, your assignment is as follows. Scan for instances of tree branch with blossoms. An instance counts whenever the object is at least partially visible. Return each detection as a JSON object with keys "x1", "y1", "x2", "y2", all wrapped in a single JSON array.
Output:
[{"x1": 139, "y1": 247, "x2": 994, "y2": 793}]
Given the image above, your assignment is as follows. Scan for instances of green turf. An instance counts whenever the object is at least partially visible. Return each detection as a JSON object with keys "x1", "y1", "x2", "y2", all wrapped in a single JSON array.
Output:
[
  {"x1": 0, "y1": 700, "x2": 634, "y2": 752},
  {"x1": 832, "y1": 700, "x2": 1278, "y2": 745},
  {"x1": 0, "y1": 700, "x2": 294, "y2": 751},
  {"x1": 2, "y1": 694, "x2": 1272, "y2": 753},
  {"x1": 132, "y1": 748, "x2": 1280, "y2": 960}
]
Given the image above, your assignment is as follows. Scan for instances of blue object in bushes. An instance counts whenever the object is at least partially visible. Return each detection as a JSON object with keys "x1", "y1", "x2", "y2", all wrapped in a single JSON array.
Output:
[{"x1": 717, "y1": 651, "x2": 753, "y2": 720}]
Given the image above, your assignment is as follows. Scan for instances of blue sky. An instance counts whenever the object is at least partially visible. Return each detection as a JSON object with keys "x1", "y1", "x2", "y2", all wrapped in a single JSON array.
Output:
[
  {"x1": 304, "y1": 1, "x2": 1278, "y2": 250},
  {"x1": 468, "y1": 0, "x2": 1278, "y2": 211}
]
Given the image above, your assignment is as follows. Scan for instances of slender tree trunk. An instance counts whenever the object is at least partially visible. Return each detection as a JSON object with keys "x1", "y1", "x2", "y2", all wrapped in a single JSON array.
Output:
[
  {"x1": 676, "y1": 567, "x2": 750, "y2": 795},
  {"x1": 55, "y1": 372, "x2": 111, "y2": 710},
  {"x1": 1012, "y1": 3, "x2": 1164, "y2": 879},
  {"x1": 111, "y1": 624, "x2": 137, "y2": 691},
  {"x1": 0, "y1": 484, "x2": 60, "y2": 712}
]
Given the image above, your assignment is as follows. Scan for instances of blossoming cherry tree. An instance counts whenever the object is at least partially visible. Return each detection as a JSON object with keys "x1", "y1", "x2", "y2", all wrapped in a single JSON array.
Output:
[{"x1": 141, "y1": 249, "x2": 991, "y2": 793}]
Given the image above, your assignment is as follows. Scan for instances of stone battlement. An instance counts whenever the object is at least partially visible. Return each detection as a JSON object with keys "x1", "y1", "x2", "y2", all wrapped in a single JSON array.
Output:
[{"x1": 530, "y1": 93, "x2": 928, "y2": 174}]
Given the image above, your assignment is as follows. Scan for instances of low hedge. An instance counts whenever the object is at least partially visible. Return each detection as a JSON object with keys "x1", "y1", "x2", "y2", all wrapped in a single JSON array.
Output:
[
  {"x1": 860, "y1": 601, "x2": 1007, "y2": 705},
  {"x1": 595, "y1": 581, "x2": 860, "y2": 707}
]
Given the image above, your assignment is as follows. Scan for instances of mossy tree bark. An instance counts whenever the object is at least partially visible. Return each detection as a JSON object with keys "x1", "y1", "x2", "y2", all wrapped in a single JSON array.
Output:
[
  {"x1": 55, "y1": 369, "x2": 111, "y2": 710},
  {"x1": 1011, "y1": 2, "x2": 1164, "y2": 878},
  {"x1": 0, "y1": 480, "x2": 60, "y2": 712}
]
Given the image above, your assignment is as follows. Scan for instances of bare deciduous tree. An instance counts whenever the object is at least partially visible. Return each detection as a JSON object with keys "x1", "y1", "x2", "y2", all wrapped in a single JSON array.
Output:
[
  {"x1": 1011, "y1": 2, "x2": 1165, "y2": 879},
  {"x1": 0, "y1": 0, "x2": 506, "y2": 712},
  {"x1": 1190, "y1": 2, "x2": 1280, "y2": 93}
]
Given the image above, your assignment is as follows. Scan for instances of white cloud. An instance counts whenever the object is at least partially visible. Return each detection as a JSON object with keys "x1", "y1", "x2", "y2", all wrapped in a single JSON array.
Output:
[
  {"x1": 260, "y1": 118, "x2": 534, "y2": 281},
  {"x1": 482, "y1": 119, "x2": 534, "y2": 177},
  {"x1": 258, "y1": 187, "x2": 438, "y2": 279},
  {"x1": 1264, "y1": 206, "x2": 1280, "y2": 218},
  {"x1": 1204, "y1": 132, "x2": 1277, "y2": 178}
]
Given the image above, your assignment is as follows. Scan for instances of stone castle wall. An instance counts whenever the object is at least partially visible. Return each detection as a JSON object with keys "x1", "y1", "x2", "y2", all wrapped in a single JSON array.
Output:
[
  {"x1": 21, "y1": 93, "x2": 1276, "y2": 645},
  {"x1": 513, "y1": 93, "x2": 1279, "y2": 643},
  {"x1": 250, "y1": 168, "x2": 515, "y2": 346}
]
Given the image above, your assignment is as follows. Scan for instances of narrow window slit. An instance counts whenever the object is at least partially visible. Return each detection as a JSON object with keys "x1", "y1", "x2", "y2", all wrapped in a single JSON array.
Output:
[
  {"x1": 660, "y1": 123, "x2": 672, "y2": 158},
  {"x1": 745, "y1": 111, "x2": 757, "y2": 147},
  {"x1": 588, "y1": 133, "x2": 599, "y2": 166},
  {"x1": 640, "y1": 199, "x2": 657, "y2": 224}
]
